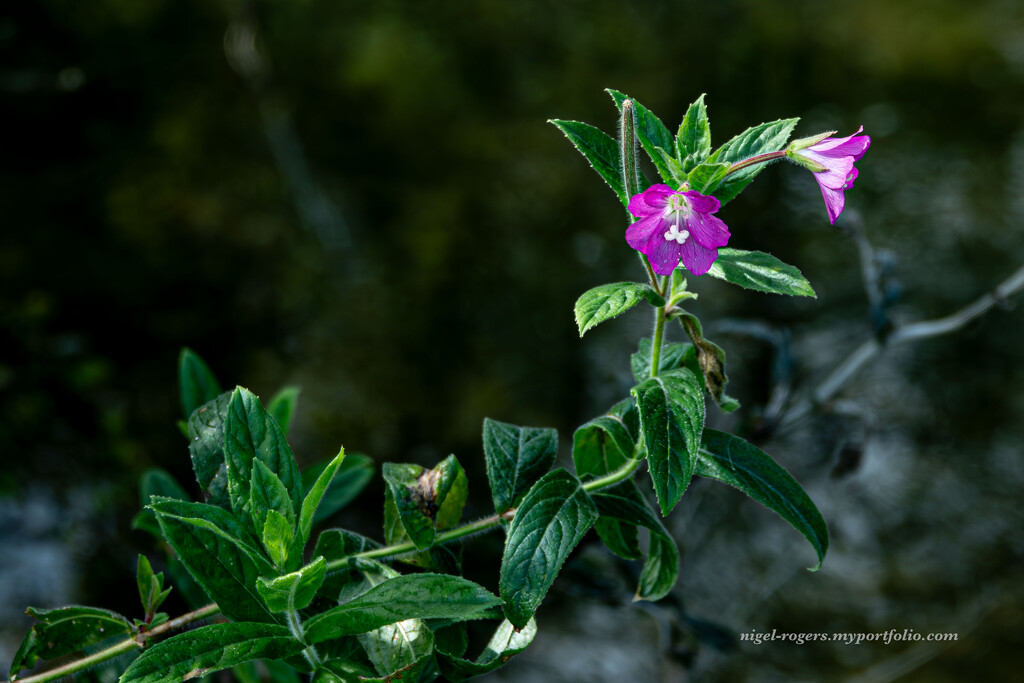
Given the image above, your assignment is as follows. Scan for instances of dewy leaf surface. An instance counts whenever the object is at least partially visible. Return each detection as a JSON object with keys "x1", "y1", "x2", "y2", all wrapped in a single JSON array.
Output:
[
  {"x1": 119, "y1": 622, "x2": 302, "y2": 683},
  {"x1": 304, "y1": 574, "x2": 501, "y2": 644},
  {"x1": 224, "y1": 387, "x2": 303, "y2": 528},
  {"x1": 178, "y1": 348, "x2": 222, "y2": 420},
  {"x1": 187, "y1": 391, "x2": 234, "y2": 508},
  {"x1": 697, "y1": 429, "x2": 829, "y2": 570},
  {"x1": 706, "y1": 248, "x2": 816, "y2": 297},
  {"x1": 574, "y1": 282, "x2": 650, "y2": 337},
  {"x1": 151, "y1": 499, "x2": 279, "y2": 624},
  {"x1": 482, "y1": 418, "x2": 557, "y2": 515},
  {"x1": 549, "y1": 119, "x2": 627, "y2": 205},
  {"x1": 499, "y1": 469, "x2": 599, "y2": 629},
  {"x1": 10, "y1": 606, "x2": 132, "y2": 676},
  {"x1": 633, "y1": 367, "x2": 706, "y2": 515}
]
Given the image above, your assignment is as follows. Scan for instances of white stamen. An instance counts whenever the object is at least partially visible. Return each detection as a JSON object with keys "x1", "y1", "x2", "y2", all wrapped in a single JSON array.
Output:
[{"x1": 663, "y1": 223, "x2": 690, "y2": 244}]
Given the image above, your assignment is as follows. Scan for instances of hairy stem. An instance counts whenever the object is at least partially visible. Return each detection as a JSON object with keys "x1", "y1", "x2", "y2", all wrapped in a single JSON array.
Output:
[{"x1": 726, "y1": 150, "x2": 787, "y2": 175}]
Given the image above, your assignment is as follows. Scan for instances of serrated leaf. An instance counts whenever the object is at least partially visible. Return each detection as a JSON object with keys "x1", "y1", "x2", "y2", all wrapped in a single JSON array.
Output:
[
  {"x1": 257, "y1": 556, "x2": 327, "y2": 612},
  {"x1": 297, "y1": 449, "x2": 345, "y2": 551},
  {"x1": 120, "y1": 622, "x2": 303, "y2": 683},
  {"x1": 436, "y1": 618, "x2": 538, "y2": 681},
  {"x1": 152, "y1": 498, "x2": 278, "y2": 624},
  {"x1": 549, "y1": 119, "x2": 626, "y2": 205},
  {"x1": 482, "y1": 418, "x2": 558, "y2": 515},
  {"x1": 179, "y1": 348, "x2": 222, "y2": 421},
  {"x1": 687, "y1": 162, "x2": 730, "y2": 195},
  {"x1": 358, "y1": 618, "x2": 434, "y2": 678},
  {"x1": 224, "y1": 387, "x2": 303, "y2": 530},
  {"x1": 592, "y1": 483, "x2": 680, "y2": 600},
  {"x1": 633, "y1": 368, "x2": 705, "y2": 515},
  {"x1": 251, "y1": 460, "x2": 297, "y2": 539},
  {"x1": 9, "y1": 606, "x2": 132, "y2": 676},
  {"x1": 303, "y1": 454, "x2": 374, "y2": 525},
  {"x1": 382, "y1": 463, "x2": 438, "y2": 551},
  {"x1": 707, "y1": 248, "x2": 816, "y2": 297},
  {"x1": 434, "y1": 455, "x2": 469, "y2": 530},
  {"x1": 268, "y1": 386, "x2": 300, "y2": 435},
  {"x1": 499, "y1": 469, "x2": 599, "y2": 628},
  {"x1": 574, "y1": 282, "x2": 650, "y2": 337},
  {"x1": 630, "y1": 337, "x2": 697, "y2": 384},
  {"x1": 697, "y1": 430, "x2": 829, "y2": 570},
  {"x1": 187, "y1": 391, "x2": 234, "y2": 509},
  {"x1": 708, "y1": 117, "x2": 799, "y2": 204},
  {"x1": 607, "y1": 89, "x2": 678, "y2": 185},
  {"x1": 304, "y1": 574, "x2": 502, "y2": 645},
  {"x1": 677, "y1": 94, "x2": 712, "y2": 172}
]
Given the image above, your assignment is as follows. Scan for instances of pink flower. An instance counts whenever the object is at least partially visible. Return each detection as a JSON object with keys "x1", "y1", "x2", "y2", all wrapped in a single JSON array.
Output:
[
  {"x1": 625, "y1": 185, "x2": 730, "y2": 276},
  {"x1": 789, "y1": 127, "x2": 871, "y2": 224}
]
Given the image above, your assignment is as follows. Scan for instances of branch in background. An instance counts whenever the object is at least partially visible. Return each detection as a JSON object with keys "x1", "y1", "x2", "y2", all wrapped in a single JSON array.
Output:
[{"x1": 780, "y1": 262, "x2": 1024, "y2": 428}]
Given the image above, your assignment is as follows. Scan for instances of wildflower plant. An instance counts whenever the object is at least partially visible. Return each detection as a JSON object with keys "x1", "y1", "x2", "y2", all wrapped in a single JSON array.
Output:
[{"x1": 7, "y1": 91, "x2": 868, "y2": 683}]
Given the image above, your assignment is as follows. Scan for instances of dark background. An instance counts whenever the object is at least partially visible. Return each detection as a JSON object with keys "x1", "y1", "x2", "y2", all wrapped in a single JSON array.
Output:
[{"x1": 2, "y1": 1, "x2": 1022, "y2": 681}]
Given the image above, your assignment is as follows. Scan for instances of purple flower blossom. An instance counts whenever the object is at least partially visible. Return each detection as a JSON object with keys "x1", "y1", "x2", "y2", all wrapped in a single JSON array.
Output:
[
  {"x1": 625, "y1": 185, "x2": 731, "y2": 276},
  {"x1": 790, "y1": 127, "x2": 871, "y2": 224}
]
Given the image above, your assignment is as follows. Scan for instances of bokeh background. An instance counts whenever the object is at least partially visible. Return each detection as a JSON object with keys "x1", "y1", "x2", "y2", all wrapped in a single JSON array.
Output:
[{"x1": 2, "y1": 1, "x2": 1023, "y2": 681}]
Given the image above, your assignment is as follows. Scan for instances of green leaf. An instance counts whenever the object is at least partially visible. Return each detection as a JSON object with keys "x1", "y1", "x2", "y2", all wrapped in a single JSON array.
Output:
[
  {"x1": 574, "y1": 282, "x2": 650, "y2": 337},
  {"x1": 632, "y1": 367, "x2": 706, "y2": 515},
  {"x1": 434, "y1": 455, "x2": 469, "y2": 530},
  {"x1": 268, "y1": 386, "x2": 301, "y2": 435},
  {"x1": 499, "y1": 469, "x2": 599, "y2": 629},
  {"x1": 382, "y1": 463, "x2": 439, "y2": 550},
  {"x1": 630, "y1": 337, "x2": 696, "y2": 384},
  {"x1": 9, "y1": 606, "x2": 132, "y2": 676},
  {"x1": 251, "y1": 459, "x2": 297, "y2": 540},
  {"x1": 436, "y1": 618, "x2": 538, "y2": 681},
  {"x1": 179, "y1": 348, "x2": 222, "y2": 421},
  {"x1": 686, "y1": 161, "x2": 730, "y2": 195},
  {"x1": 677, "y1": 93, "x2": 712, "y2": 173},
  {"x1": 120, "y1": 622, "x2": 303, "y2": 683},
  {"x1": 592, "y1": 483, "x2": 680, "y2": 600},
  {"x1": 297, "y1": 449, "x2": 345, "y2": 550},
  {"x1": 263, "y1": 509, "x2": 294, "y2": 568},
  {"x1": 151, "y1": 498, "x2": 279, "y2": 623},
  {"x1": 224, "y1": 387, "x2": 303, "y2": 529},
  {"x1": 708, "y1": 117, "x2": 799, "y2": 204},
  {"x1": 304, "y1": 574, "x2": 502, "y2": 645},
  {"x1": 187, "y1": 391, "x2": 234, "y2": 509},
  {"x1": 607, "y1": 90, "x2": 679, "y2": 185},
  {"x1": 707, "y1": 248, "x2": 816, "y2": 297},
  {"x1": 482, "y1": 418, "x2": 558, "y2": 515},
  {"x1": 572, "y1": 416, "x2": 635, "y2": 481},
  {"x1": 313, "y1": 528, "x2": 382, "y2": 561},
  {"x1": 697, "y1": 430, "x2": 829, "y2": 570},
  {"x1": 549, "y1": 119, "x2": 627, "y2": 205},
  {"x1": 137, "y1": 554, "x2": 172, "y2": 617},
  {"x1": 358, "y1": 618, "x2": 434, "y2": 679},
  {"x1": 256, "y1": 556, "x2": 327, "y2": 612},
  {"x1": 303, "y1": 453, "x2": 374, "y2": 525}
]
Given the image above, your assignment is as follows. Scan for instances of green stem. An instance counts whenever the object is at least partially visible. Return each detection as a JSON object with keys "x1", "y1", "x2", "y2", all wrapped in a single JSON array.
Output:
[
  {"x1": 286, "y1": 608, "x2": 322, "y2": 668},
  {"x1": 726, "y1": 150, "x2": 787, "y2": 175},
  {"x1": 619, "y1": 99, "x2": 641, "y2": 198},
  {"x1": 650, "y1": 305, "x2": 667, "y2": 378},
  {"x1": 7, "y1": 604, "x2": 220, "y2": 683}
]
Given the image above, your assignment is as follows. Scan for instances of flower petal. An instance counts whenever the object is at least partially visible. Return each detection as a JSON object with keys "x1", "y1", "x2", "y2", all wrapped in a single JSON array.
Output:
[
  {"x1": 815, "y1": 177, "x2": 847, "y2": 225},
  {"x1": 799, "y1": 149, "x2": 855, "y2": 189},
  {"x1": 628, "y1": 184, "x2": 674, "y2": 218},
  {"x1": 625, "y1": 212, "x2": 668, "y2": 251},
  {"x1": 685, "y1": 208, "x2": 731, "y2": 249},
  {"x1": 809, "y1": 126, "x2": 871, "y2": 160},
  {"x1": 646, "y1": 237, "x2": 684, "y2": 276},
  {"x1": 679, "y1": 239, "x2": 718, "y2": 276},
  {"x1": 680, "y1": 190, "x2": 721, "y2": 214}
]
